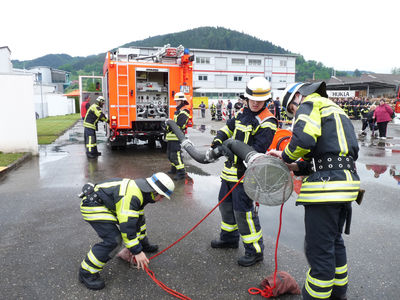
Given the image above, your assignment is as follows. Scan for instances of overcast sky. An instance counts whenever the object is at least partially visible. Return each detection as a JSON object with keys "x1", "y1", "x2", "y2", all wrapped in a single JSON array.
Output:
[{"x1": 2, "y1": 0, "x2": 398, "y2": 73}]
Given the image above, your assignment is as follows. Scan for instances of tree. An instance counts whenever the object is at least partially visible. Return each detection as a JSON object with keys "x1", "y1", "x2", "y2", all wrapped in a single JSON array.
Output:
[
  {"x1": 353, "y1": 69, "x2": 362, "y2": 77},
  {"x1": 391, "y1": 67, "x2": 400, "y2": 74}
]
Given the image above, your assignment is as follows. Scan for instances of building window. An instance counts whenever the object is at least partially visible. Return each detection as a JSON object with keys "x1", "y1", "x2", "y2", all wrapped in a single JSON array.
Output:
[
  {"x1": 198, "y1": 75, "x2": 208, "y2": 81},
  {"x1": 196, "y1": 57, "x2": 210, "y2": 64},
  {"x1": 280, "y1": 60, "x2": 287, "y2": 67},
  {"x1": 249, "y1": 59, "x2": 262, "y2": 66},
  {"x1": 234, "y1": 76, "x2": 242, "y2": 82},
  {"x1": 232, "y1": 58, "x2": 245, "y2": 65}
]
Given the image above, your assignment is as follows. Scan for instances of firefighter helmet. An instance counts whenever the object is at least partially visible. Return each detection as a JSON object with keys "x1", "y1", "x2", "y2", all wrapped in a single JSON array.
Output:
[
  {"x1": 96, "y1": 96, "x2": 105, "y2": 104},
  {"x1": 244, "y1": 77, "x2": 272, "y2": 101},
  {"x1": 281, "y1": 81, "x2": 328, "y2": 118},
  {"x1": 173, "y1": 92, "x2": 187, "y2": 102},
  {"x1": 146, "y1": 172, "x2": 175, "y2": 200}
]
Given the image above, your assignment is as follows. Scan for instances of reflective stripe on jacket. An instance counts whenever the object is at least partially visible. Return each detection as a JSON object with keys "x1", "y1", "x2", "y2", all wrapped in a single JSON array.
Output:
[
  {"x1": 166, "y1": 104, "x2": 190, "y2": 141},
  {"x1": 83, "y1": 104, "x2": 108, "y2": 130},
  {"x1": 282, "y1": 93, "x2": 360, "y2": 204},
  {"x1": 215, "y1": 106, "x2": 277, "y2": 182},
  {"x1": 80, "y1": 178, "x2": 148, "y2": 255}
]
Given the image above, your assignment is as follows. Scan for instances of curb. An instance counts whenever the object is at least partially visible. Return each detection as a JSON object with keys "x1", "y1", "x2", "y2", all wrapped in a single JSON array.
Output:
[{"x1": 0, "y1": 153, "x2": 32, "y2": 177}]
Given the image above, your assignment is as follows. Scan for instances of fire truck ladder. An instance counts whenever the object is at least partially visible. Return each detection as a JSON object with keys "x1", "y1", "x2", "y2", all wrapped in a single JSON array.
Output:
[{"x1": 116, "y1": 62, "x2": 130, "y2": 127}]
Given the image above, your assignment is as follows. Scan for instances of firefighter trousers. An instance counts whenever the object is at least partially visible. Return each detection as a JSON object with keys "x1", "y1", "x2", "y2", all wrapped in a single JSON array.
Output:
[
  {"x1": 81, "y1": 222, "x2": 122, "y2": 274},
  {"x1": 302, "y1": 204, "x2": 349, "y2": 299},
  {"x1": 218, "y1": 180, "x2": 264, "y2": 255},
  {"x1": 167, "y1": 141, "x2": 185, "y2": 173},
  {"x1": 84, "y1": 127, "x2": 98, "y2": 155}
]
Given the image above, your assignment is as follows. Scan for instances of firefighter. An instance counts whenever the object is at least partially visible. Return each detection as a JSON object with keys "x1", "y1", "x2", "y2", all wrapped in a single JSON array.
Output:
[
  {"x1": 83, "y1": 96, "x2": 108, "y2": 158},
  {"x1": 269, "y1": 81, "x2": 360, "y2": 300},
  {"x1": 210, "y1": 102, "x2": 216, "y2": 120},
  {"x1": 165, "y1": 92, "x2": 191, "y2": 180},
  {"x1": 210, "y1": 77, "x2": 278, "y2": 267},
  {"x1": 78, "y1": 172, "x2": 175, "y2": 290}
]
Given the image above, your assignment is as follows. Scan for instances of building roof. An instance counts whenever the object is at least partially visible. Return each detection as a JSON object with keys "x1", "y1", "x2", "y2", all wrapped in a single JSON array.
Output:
[
  {"x1": 0, "y1": 46, "x2": 11, "y2": 53},
  {"x1": 326, "y1": 73, "x2": 400, "y2": 90},
  {"x1": 190, "y1": 48, "x2": 298, "y2": 58}
]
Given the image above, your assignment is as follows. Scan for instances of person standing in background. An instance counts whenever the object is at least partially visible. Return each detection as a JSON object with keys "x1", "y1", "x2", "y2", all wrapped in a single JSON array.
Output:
[{"x1": 373, "y1": 99, "x2": 394, "y2": 139}]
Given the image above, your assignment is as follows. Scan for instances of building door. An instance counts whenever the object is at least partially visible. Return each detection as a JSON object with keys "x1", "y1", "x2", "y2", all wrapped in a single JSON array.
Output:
[
  {"x1": 215, "y1": 57, "x2": 227, "y2": 70},
  {"x1": 215, "y1": 75, "x2": 227, "y2": 88}
]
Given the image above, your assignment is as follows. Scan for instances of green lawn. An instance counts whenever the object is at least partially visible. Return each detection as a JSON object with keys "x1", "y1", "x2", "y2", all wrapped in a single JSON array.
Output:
[
  {"x1": 36, "y1": 113, "x2": 81, "y2": 144},
  {"x1": 0, "y1": 152, "x2": 25, "y2": 167}
]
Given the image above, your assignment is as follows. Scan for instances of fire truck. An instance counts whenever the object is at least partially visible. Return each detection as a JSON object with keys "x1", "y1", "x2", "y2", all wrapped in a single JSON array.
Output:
[{"x1": 102, "y1": 44, "x2": 194, "y2": 149}]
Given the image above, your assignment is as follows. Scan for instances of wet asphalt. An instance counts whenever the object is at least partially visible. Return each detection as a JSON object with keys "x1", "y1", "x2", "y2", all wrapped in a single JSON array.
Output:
[{"x1": 0, "y1": 111, "x2": 400, "y2": 300}]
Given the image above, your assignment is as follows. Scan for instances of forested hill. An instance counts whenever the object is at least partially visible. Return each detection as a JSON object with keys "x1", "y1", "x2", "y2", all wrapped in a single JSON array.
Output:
[{"x1": 11, "y1": 26, "x2": 346, "y2": 82}]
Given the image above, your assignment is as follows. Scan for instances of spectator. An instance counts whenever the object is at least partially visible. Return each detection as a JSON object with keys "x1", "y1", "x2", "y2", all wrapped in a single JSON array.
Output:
[
  {"x1": 227, "y1": 100, "x2": 232, "y2": 119},
  {"x1": 274, "y1": 97, "x2": 281, "y2": 127},
  {"x1": 199, "y1": 101, "x2": 206, "y2": 118},
  {"x1": 373, "y1": 99, "x2": 394, "y2": 139}
]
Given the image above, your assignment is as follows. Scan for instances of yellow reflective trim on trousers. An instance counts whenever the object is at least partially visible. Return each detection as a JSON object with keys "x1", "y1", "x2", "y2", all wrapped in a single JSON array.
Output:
[
  {"x1": 306, "y1": 269, "x2": 334, "y2": 288},
  {"x1": 175, "y1": 151, "x2": 184, "y2": 169},
  {"x1": 221, "y1": 221, "x2": 238, "y2": 232},
  {"x1": 334, "y1": 113, "x2": 348, "y2": 156},
  {"x1": 333, "y1": 276, "x2": 348, "y2": 286},
  {"x1": 86, "y1": 136, "x2": 96, "y2": 151},
  {"x1": 88, "y1": 249, "x2": 105, "y2": 268},
  {"x1": 297, "y1": 192, "x2": 359, "y2": 202},
  {"x1": 336, "y1": 264, "x2": 348, "y2": 274},
  {"x1": 305, "y1": 280, "x2": 332, "y2": 299},
  {"x1": 83, "y1": 122, "x2": 96, "y2": 129},
  {"x1": 301, "y1": 181, "x2": 360, "y2": 190},
  {"x1": 241, "y1": 231, "x2": 262, "y2": 243},
  {"x1": 82, "y1": 213, "x2": 118, "y2": 222},
  {"x1": 81, "y1": 260, "x2": 101, "y2": 274}
]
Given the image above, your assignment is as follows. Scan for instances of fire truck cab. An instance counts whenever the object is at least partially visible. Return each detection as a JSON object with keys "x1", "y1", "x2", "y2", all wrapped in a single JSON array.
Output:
[{"x1": 103, "y1": 44, "x2": 194, "y2": 149}]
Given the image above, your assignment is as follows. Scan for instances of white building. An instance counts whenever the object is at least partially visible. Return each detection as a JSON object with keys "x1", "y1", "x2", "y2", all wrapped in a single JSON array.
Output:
[
  {"x1": 190, "y1": 48, "x2": 296, "y2": 100},
  {"x1": 0, "y1": 46, "x2": 38, "y2": 154}
]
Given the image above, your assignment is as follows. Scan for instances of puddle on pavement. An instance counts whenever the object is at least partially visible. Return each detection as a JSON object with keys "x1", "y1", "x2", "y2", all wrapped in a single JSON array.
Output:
[
  {"x1": 39, "y1": 145, "x2": 69, "y2": 164},
  {"x1": 357, "y1": 163, "x2": 400, "y2": 188}
]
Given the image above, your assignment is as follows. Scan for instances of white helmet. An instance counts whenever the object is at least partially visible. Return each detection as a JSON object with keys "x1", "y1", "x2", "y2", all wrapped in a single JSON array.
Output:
[
  {"x1": 174, "y1": 92, "x2": 187, "y2": 102},
  {"x1": 146, "y1": 172, "x2": 175, "y2": 199},
  {"x1": 244, "y1": 77, "x2": 272, "y2": 101},
  {"x1": 281, "y1": 81, "x2": 328, "y2": 118},
  {"x1": 280, "y1": 82, "x2": 305, "y2": 118},
  {"x1": 96, "y1": 96, "x2": 105, "y2": 104}
]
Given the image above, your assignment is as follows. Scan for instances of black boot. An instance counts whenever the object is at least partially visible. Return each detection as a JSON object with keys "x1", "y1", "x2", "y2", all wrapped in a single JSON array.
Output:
[
  {"x1": 211, "y1": 239, "x2": 239, "y2": 249},
  {"x1": 142, "y1": 243, "x2": 159, "y2": 253},
  {"x1": 168, "y1": 166, "x2": 177, "y2": 174},
  {"x1": 173, "y1": 170, "x2": 186, "y2": 180},
  {"x1": 86, "y1": 153, "x2": 98, "y2": 159},
  {"x1": 79, "y1": 268, "x2": 105, "y2": 290},
  {"x1": 237, "y1": 253, "x2": 263, "y2": 267},
  {"x1": 95, "y1": 151, "x2": 102, "y2": 156}
]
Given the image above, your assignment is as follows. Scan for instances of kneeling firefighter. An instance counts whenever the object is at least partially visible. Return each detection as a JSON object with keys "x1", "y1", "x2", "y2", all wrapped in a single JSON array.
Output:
[
  {"x1": 78, "y1": 172, "x2": 175, "y2": 290},
  {"x1": 269, "y1": 81, "x2": 360, "y2": 300},
  {"x1": 83, "y1": 96, "x2": 108, "y2": 158},
  {"x1": 210, "y1": 77, "x2": 278, "y2": 267},
  {"x1": 165, "y1": 92, "x2": 191, "y2": 180}
]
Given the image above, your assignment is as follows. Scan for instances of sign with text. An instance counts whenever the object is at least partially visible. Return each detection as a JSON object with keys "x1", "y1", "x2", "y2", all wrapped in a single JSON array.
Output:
[{"x1": 327, "y1": 90, "x2": 356, "y2": 98}]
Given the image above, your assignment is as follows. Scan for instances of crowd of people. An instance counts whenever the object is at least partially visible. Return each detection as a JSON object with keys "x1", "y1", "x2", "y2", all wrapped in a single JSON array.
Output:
[{"x1": 205, "y1": 96, "x2": 398, "y2": 139}]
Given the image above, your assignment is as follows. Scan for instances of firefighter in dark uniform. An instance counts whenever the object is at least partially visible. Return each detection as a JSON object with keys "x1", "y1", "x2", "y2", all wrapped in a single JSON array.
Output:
[
  {"x1": 78, "y1": 172, "x2": 175, "y2": 290},
  {"x1": 83, "y1": 96, "x2": 108, "y2": 158},
  {"x1": 270, "y1": 81, "x2": 360, "y2": 300},
  {"x1": 210, "y1": 103, "x2": 216, "y2": 120},
  {"x1": 165, "y1": 92, "x2": 191, "y2": 180},
  {"x1": 210, "y1": 77, "x2": 278, "y2": 267}
]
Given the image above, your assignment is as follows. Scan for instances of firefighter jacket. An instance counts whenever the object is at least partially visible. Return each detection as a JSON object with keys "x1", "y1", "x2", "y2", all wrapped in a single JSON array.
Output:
[
  {"x1": 166, "y1": 103, "x2": 190, "y2": 141},
  {"x1": 80, "y1": 178, "x2": 154, "y2": 255},
  {"x1": 360, "y1": 105, "x2": 370, "y2": 119},
  {"x1": 282, "y1": 93, "x2": 360, "y2": 205},
  {"x1": 214, "y1": 106, "x2": 277, "y2": 182},
  {"x1": 83, "y1": 103, "x2": 108, "y2": 130}
]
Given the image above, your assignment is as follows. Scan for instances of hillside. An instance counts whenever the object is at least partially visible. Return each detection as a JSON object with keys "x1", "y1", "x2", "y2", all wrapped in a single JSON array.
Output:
[{"x1": 11, "y1": 26, "x2": 347, "y2": 83}]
